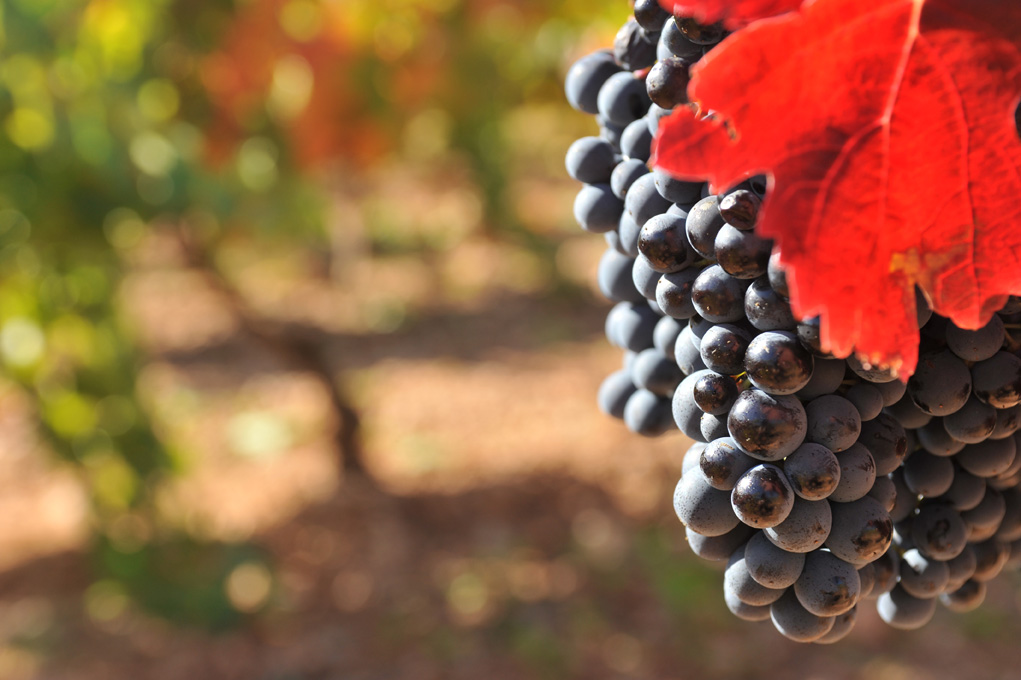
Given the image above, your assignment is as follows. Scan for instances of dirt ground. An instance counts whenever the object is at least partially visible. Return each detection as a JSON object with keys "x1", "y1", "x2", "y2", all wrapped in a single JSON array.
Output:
[{"x1": 1, "y1": 234, "x2": 1021, "y2": 680}]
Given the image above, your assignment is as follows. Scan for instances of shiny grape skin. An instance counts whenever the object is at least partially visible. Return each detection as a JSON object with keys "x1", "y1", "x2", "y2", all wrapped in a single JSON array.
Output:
[
  {"x1": 565, "y1": 50, "x2": 621, "y2": 114},
  {"x1": 645, "y1": 56, "x2": 691, "y2": 109},
  {"x1": 691, "y1": 265, "x2": 749, "y2": 324},
  {"x1": 805, "y1": 395, "x2": 862, "y2": 453},
  {"x1": 719, "y1": 188, "x2": 761, "y2": 231},
  {"x1": 675, "y1": 16, "x2": 725, "y2": 45},
  {"x1": 715, "y1": 224, "x2": 772, "y2": 279},
  {"x1": 825, "y1": 496, "x2": 894, "y2": 567},
  {"x1": 685, "y1": 195, "x2": 726, "y2": 259},
  {"x1": 744, "y1": 331, "x2": 815, "y2": 396},
  {"x1": 692, "y1": 371, "x2": 740, "y2": 416},
  {"x1": 783, "y1": 443, "x2": 841, "y2": 501},
  {"x1": 794, "y1": 550, "x2": 861, "y2": 617},
  {"x1": 701, "y1": 437, "x2": 757, "y2": 490},
  {"x1": 638, "y1": 213, "x2": 696, "y2": 273},
  {"x1": 699, "y1": 324, "x2": 753, "y2": 376},
  {"x1": 633, "y1": 0, "x2": 670, "y2": 31},
  {"x1": 613, "y1": 19, "x2": 658, "y2": 71},
  {"x1": 744, "y1": 275, "x2": 796, "y2": 332},
  {"x1": 731, "y1": 464, "x2": 795, "y2": 529},
  {"x1": 767, "y1": 251, "x2": 789, "y2": 299},
  {"x1": 878, "y1": 585, "x2": 937, "y2": 630},
  {"x1": 971, "y1": 351, "x2": 1021, "y2": 408},
  {"x1": 908, "y1": 350, "x2": 973, "y2": 416},
  {"x1": 727, "y1": 389, "x2": 807, "y2": 461}
]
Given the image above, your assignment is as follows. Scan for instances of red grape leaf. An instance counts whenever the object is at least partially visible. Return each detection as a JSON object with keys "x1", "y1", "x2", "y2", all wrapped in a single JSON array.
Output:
[
  {"x1": 653, "y1": 0, "x2": 1021, "y2": 376},
  {"x1": 659, "y1": 0, "x2": 805, "y2": 29}
]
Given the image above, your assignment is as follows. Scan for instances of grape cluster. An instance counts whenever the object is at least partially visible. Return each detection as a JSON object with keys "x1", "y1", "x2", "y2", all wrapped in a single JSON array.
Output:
[{"x1": 565, "y1": 2, "x2": 1021, "y2": 643}]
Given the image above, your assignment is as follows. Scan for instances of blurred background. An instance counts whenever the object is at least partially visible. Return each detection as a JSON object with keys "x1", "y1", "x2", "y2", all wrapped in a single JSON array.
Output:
[{"x1": 0, "y1": 1, "x2": 1019, "y2": 678}]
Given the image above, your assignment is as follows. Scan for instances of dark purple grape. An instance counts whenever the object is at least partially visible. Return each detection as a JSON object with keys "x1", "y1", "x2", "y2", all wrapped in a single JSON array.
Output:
[
  {"x1": 691, "y1": 264, "x2": 748, "y2": 323},
  {"x1": 940, "y1": 580, "x2": 986, "y2": 612},
  {"x1": 597, "y1": 71, "x2": 651, "y2": 127},
  {"x1": 908, "y1": 350, "x2": 972, "y2": 415},
  {"x1": 942, "y1": 396, "x2": 997, "y2": 444},
  {"x1": 769, "y1": 589, "x2": 836, "y2": 642},
  {"x1": 911, "y1": 503, "x2": 967, "y2": 561},
  {"x1": 727, "y1": 389, "x2": 807, "y2": 461},
  {"x1": 692, "y1": 371, "x2": 740, "y2": 415},
  {"x1": 701, "y1": 437, "x2": 757, "y2": 490},
  {"x1": 844, "y1": 383, "x2": 884, "y2": 422},
  {"x1": 731, "y1": 464, "x2": 795, "y2": 528},
  {"x1": 714, "y1": 224, "x2": 772, "y2": 279},
  {"x1": 676, "y1": 16, "x2": 725, "y2": 44},
  {"x1": 685, "y1": 195, "x2": 726, "y2": 259},
  {"x1": 744, "y1": 276, "x2": 796, "y2": 331},
  {"x1": 878, "y1": 585, "x2": 936, "y2": 630},
  {"x1": 744, "y1": 331, "x2": 815, "y2": 395},
  {"x1": 767, "y1": 251, "x2": 789, "y2": 299},
  {"x1": 857, "y1": 413, "x2": 909, "y2": 476},
  {"x1": 945, "y1": 315, "x2": 1005, "y2": 362},
  {"x1": 638, "y1": 213, "x2": 696, "y2": 273},
  {"x1": 610, "y1": 158, "x2": 648, "y2": 199},
  {"x1": 971, "y1": 351, "x2": 1021, "y2": 408},
  {"x1": 783, "y1": 442, "x2": 841, "y2": 501},
  {"x1": 620, "y1": 118, "x2": 652, "y2": 162},
  {"x1": 718, "y1": 188, "x2": 761, "y2": 231},
  {"x1": 597, "y1": 370, "x2": 636, "y2": 419},
  {"x1": 645, "y1": 56, "x2": 690, "y2": 108},
  {"x1": 653, "y1": 168, "x2": 703, "y2": 205},
  {"x1": 699, "y1": 324, "x2": 753, "y2": 376},
  {"x1": 565, "y1": 50, "x2": 621, "y2": 114},
  {"x1": 661, "y1": 17, "x2": 704, "y2": 61},
  {"x1": 656, "y1": 268, "x2": 700, "y2": 319},
  {"x1": 805, "y1": 395, "x2": 861, "y2": 452},
  {"x1": 825, "y1": 496, "x2": 893, "y2": 567},
  {"x1": 634, "y1": 0, "x2": 670, "y2": 31},
  {"x1": 613, "y1": 19, "x2": 657, "y2": 71}
]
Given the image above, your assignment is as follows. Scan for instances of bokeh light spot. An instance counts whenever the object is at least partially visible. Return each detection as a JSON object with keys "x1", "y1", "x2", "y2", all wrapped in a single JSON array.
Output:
[{"x1": 225, "y1": 561, "x2": 273, "y2": 613}]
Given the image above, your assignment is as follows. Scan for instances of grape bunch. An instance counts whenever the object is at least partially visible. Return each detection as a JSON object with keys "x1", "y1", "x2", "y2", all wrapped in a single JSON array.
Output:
[{"x1": 565, "y1": 1, "x2": 1021, "y2": 643}]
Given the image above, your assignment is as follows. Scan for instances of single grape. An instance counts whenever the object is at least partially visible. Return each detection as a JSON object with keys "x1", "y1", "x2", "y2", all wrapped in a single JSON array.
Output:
[
  {"x1": 956, "y1": 436, "x2": 1017, "y2": 478},
  {"x1": 701, "y1": 412, "x2": 729, "y2": 441},
  {"x1": 610, "y1": 158, "x2": 648, "y2": 200},
  {"x1": 565, "y1": 136, "x2": 618, "y2": 184},
  {"x1": 825, "y1": 496, "x2": 893, "y2": 566},
  {"x1": 645, "y1": 56, "x2": 690, "y2": 109},
  {"x1": 885, "y1": 394, "x2": 933, "y2": 429},
  {"x1": 877, "y1": 585, "x2": 937, "y2": 630},
  {"x1": 744, "y1": 331, "x2": 815, "y2": 396},
  {"x1": 691, "y1": 265, "x2": 748, "y2": 323},
  {"x1": 874, "y1": 379, "x2": 908, "y2": 406},
  {"x1": 898, "y1": 548, "x2": 949, "y2": 599},
  {"x1": 673, "y1": 468, "x2": 740, "y2": 537},
  {"x1": 727, "y1": 389, "x2": 807, "y2": 461},
  {"x1": 598, "y1": 248, "x2": 643, "y2": 303},
  {"x1": 945, "y1": 315, "x2": 1005, "y2": 362},
  {"x1": 795, "y1": 358, "x2": 848, "y2": 401},
  {"x1": 639, "y1": 213, "x2": 697, "y2": 273},
  {"x1": 970, "y1": 539, "x2": 1010, "y2": 582},
  {"x1": 731, "y1": 464, "x2": 795, "y2": 529},
  {"x1": 613, "y1": 18, "x2": 658, "y2": 70},
  {"x1": 565, "y1": 50, "x2": 621, "y2": 114},
  {"x1": 744, "y1": 530, "x2": 805, "y2": 589},
  {"x1": 939, "y1": 465, "x2": 986, "y2": 511},
  {"x1": 867, "y1": 475, "x2": 897, "y2": 512},
  {"x1": 908, "y1": 350, "x2": 973, "y2": 415},
  {"x1": 911, "y1": 502, "x2": 967, "y2": 560},
  {"x1": 805, "y1": 395, "x2": 861, "y2": 452},
  {"x1": 889, "y1": 468, "x2": 919, "y2": 522},
  {"x1": 700, "y1": 437, "x2": 757, "y2": 490},
  {"x1": 857, "y1": 563, "x2": 876, "y2": 599},
  {"x1": 661, "y1": 17, "x2": 704, "y2": 61},
  {"x1": 685, "y1": 195, "x2": 726, "y2": 259},
  {"x1": 623, "y1": 389, "x2": 674, "y2": 436},
  {"x1": 675, "y1": 16, "x2": 725, "y2": 44},
  {"x1": 770, "y1": 589, "x2": 836, "y2": 643},
  {"x1": 692, "y1": 371, "x2": 740, "y2": 415},
  {"x1": 631, "y1": 254, "x2": 660, "y2": 300},
  {"x1": 942, "y1": 395, "x2": 997, "y2": 444},
  {"x1": 857, "y1": 413, "x2": 909, "y2": 476},
  {"x1": 673, "y1": 326, "x2": 708, "y2": 375},
  {"x1": 624, "y1": 172, "x2": 672, "y2": 228},
  {"x1": 990, "y1": 404, "x2": 1021, "y2": 440},
  {"x1": 916, "y1": 418, "x2": 966, "y2": 457},
  {"x1": 830, "y1": 443, "x2": 877, "y2": 503},
  {"x1": 574, "y1": 183, "x2": 624, "y2": 233},
  {"x1": 605, "y1": 301, "x2": 659, "y2": 352},
  {"x1": 764, "y1": 498, "x2": 831, "y2": 553},
  {"x1": 783, "y1": 443, "x2": 841, "y2": 501},
  {"x1": 631, "y1": 348, "x2": 683, "y2": 397},
  {"x1": 815, "y1": 606, "x2": 858, "y2": 644},
  {"x1": 794, "y1": 550, "x2": 860, "y2": 617},
  {"x1": 903, "y1": 450, "x2": 955, "y2": 497},
  {"x1": 844, "y1": 383, "x2": 884, "y2": 422},
  {"x1": 597, "y1": 370, "x2": 636, "y2": 419},
  {"x1": 724, "y1": 586, "x2": 772, "y2": 622},
  {"x1": 597, "y1": 71, "x2": 651, "y2": 127},
  {"x1": 767, "y1": 251, "x2": 789, "y2": 299},
  {"x1": 945, "y1": 544, "x2": 978, "y2": 587},
  {"x1": 744, "y1": 275, "x2": 797, "y2": 332},
  {"x1": 657, "y1": 268, "x2": 701, "y2": 320},
  {"x1": 715, "y1": 224, "x2": 772, "y2": 279},
  {"x1": 870, "y1": 550, "x2": 900, "y2": 597},
  {"x1": 633, "y1": 0, "x2": 670, "y2": 31},
  {"x1": 653, "y1": 316, "x2": 685, "y2": 360},
  {"x1": 718, "y1": 188, "x2": 761, "y2": 231},
  {"x1": 620, "y1": 118, "x2": 653, "y2": 162},
  {"x1": 699, "y1": 324, "x2": 753, "y2": 376}
]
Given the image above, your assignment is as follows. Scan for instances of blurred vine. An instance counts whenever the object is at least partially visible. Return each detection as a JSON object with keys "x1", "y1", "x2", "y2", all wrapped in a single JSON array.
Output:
[{"x1": 0, "y1": 0, "x2": 622, "y2": 626}]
